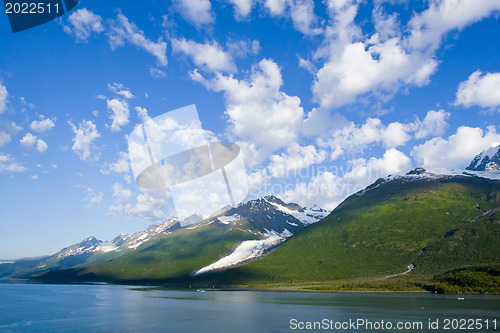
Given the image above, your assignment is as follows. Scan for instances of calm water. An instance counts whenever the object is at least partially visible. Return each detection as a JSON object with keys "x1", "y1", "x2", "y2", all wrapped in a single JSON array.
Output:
[{"x1": 0, "y1": 280, "x2": 499, "y2": 332}]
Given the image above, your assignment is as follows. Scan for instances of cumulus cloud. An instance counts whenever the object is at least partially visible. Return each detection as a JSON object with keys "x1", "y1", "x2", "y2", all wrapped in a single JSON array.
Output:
[
  {"x1": 172, "y1": 38, "x2": 236, "y2": 73},
  {"x1": 281, "y1": 148, "x2": 411, "y2": 210},
  {"x1": 312, "y1": 38, "x2": 437, "y2": 109},
  {"x1": 0, "y1": 83, "x2": 8, "y2": 114},
  {"x1": 101, "y1": 151, "x2": 131, "y2": 180},
  {"x1": 173, "y1": 0, "x2": 214, "y2": 28},
  {"x1": 68, "y1": 120, "x2": 100, "y2": 160},
  {"x1": 227, "y1": 0, "x2": 255, "y2": 19},
  {"x1": 20, "y1": 133, "x2": 35, "y2": 148},
  {"x1": 108, "y1": 13, "x2": 168, "y2": 66},
  {"x1": 268, "y1": 143, "x2": 327, "y2": 178},
  {"x1": 36, "y1": 139, "x2": 47, "y2": 153},
  {"x1": 63, "y1": 8, "x2": 104, "y2": 42},
  {"x1": 30, "y1": 115, "x2": 55, "y2": 133},
  {"x1": 264, "y1": 0, "x2": 287, "y2": 15},
  {"x1": 109, "y1": 183, "x2": 169, "y2": 222},
  {"x1": 290, "y1": 0, "x2": 322, "y2": 36},
  {"x1": 318, "y1": 117, "x2": 411, "y2": 160},
  {"x1": 412, "y1": 125, "x2": 500, "y2": 168},
  {"x1": 107, "y1": 98, "x2": 130, "y2": 131},
  {"x1": 310, "y1": 0, "x2": 500, "y2": 111},
  {"x1": 19, "y1": 133, "x2": 48, "y2": 153},
  {"x1": 407, "y1": 0, "x2": 500, "y2": 52},
  {"x1": 315, "y1": 110, "x2": 450, "y2": 161},
  {"x1": 108, "y1": 83, "x2": 134, "y2": 99},
  {"x1": 413, "y1": 110, "x2": 450, "y2": 139},
  {"x1": 0, "y1": 154, "x2": 26, "y2": 173},
  {"x1": 191, "y1": 59, "x2": 305, "y2": 160},
  {"x1": 455, "y1": 70, "x2": 500, "y2": 110}
]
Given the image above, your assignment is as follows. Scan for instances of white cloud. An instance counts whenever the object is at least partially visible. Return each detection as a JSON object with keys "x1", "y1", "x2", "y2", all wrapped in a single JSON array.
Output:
[
  {"x1": 149, "y1": 67, "x2": 167, "y2": 78},
  {"x1": 36, "y1": 139, "x2": 47, "y2": 153},
  {"x1": 298, "y1": 57, "x2": 315, "y2": 74},
  {"x1": 407, "y1": 0, "x2": 500, "y2": 52},
  {"x1": 268, "y1": 143, "x2": 326, "y2": 178},
  {"x1": 63, "y1": 8, "x2": 104, "y2": 42},
  {"x1": 20, "y1": 133, "x2": 37, "y2": 149},
  {"x1": 226, "y1": 39, "x2": 261, "y2": 58},
  {"x1": 413, "y1": 110, "x2": 450, "y2": 139},
  {"x1": 84, "y1": 187, "x2": 104, "y2": 207},
  {"x1": 264, "y1": 0, "x2": 287, "y2": 15},
  {"x1": 107, "y1": 98, "x2": 130, "y2": 131},
  {"x1": 455, "y1": 70, "x2": 500, "y2": 110},
  {"x1": 290, "y1": 0, "x2": 322, "y2": 36},
  {"x1": 109, "y1": 183, "x2": 169, "y2": 222},
  {"x1": 227, "y1": 0, "x2": 254, "y2": 19},
  {"x1": 172, "y1": 38, "x2": 236, "y2": 73},
  {"x1": 30, "y1": 116, "x2": 55, "y2": 133},
  {"x1": 19, "y1": 96, "x2": 35, "y2": 110},
  {"x1": 173, "y1": 0, "x2": 214, "y2": 28},
  {"x1": 68, "y1": 120, "x2": 100, "y2": 160},
  {"x1": 0, "y1": 131, "x2": 11, "y2": 148},
  {"x1": 0, "y1": 154, "x2": 26, "y2": 173},
  {"x1": 108, "y1": 83, "x2": 134, "y2": 99},
  {"x1": 412, "y1": 126, "x2": 500, "y2": 168},
  {"x1": 310, "y1": 0, "x2": 500, "y2": 111},
  {"x1": 318, "y1": 117, "x2": 412, "y2": 160},
  {"x1": 101, "y1": 151, "x2": 130, "y2": 175},
  {"x1": 312, "y1": 38, "x2": 437, "y2": 109},
  {"x1": 281, "y1": 148, "x2": 411, "y2": 210},
  {"x1": 0, "y1": 83, "x2": 8, "y2": 114},
  {"x1": 191, "y1": 59, "x2": 305, "y2": 160},
  {"x1": 108, "y1": 13, "x2": 168, "y2": 66}
]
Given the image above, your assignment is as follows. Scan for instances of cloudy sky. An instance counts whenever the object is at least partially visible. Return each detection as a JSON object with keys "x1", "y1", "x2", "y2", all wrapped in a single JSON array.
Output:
[{"x1": 1, "y1": 0, "x2": 500, "y2": 259}]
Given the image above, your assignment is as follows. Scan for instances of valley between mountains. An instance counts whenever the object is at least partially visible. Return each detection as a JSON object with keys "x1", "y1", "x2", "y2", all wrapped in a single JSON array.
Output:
[{"x1": 1, "y1": 146, "x2": 500, "y2": 293}]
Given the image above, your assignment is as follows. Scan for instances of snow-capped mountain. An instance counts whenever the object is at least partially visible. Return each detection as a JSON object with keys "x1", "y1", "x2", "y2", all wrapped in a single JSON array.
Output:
[
  {"x1": 193, "y1": 196, "x2": 328, "y2": 274},
  {"x1": 30, "y1": 196, "x2": 328, "y2": 271},
  {"x1": 55, "y1": 236, "x2": 102, "y2": 260},
  {"x1": 466, "y1": 144, "x2": 500, "y2": 171},
  {"x1": 219, "y1": 195, "x2": 328, "y2": 237},
  {"x1": 109, "y1": 219, "x2": 181, "y2": 251}
]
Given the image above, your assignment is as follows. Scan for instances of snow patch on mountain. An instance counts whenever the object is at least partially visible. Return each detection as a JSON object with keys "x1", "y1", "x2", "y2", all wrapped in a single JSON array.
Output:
[
  {"x1": 195, "y1": 236, "x2": 286, "y2": 275},
  {"x1": 263, "y1": 228, "x2": 293, "y2": 238},
  {"x1": 96, "y1": 242, "x2": 118, "y2": 253},
  {"x1": 217, "y1": 214, "x2": 242, "y2": 224},
  {"x1": 269, "y1": 201, "x2": 328, "y2": 224}
]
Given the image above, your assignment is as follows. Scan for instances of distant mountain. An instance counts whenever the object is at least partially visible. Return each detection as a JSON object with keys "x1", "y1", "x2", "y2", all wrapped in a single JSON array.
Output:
[
  {"x1": 1, "y1": 196, "x2": 327, "y2": 280},
  {"x1": 466, "y1": 144, "x2": 500, "y2": 171}
]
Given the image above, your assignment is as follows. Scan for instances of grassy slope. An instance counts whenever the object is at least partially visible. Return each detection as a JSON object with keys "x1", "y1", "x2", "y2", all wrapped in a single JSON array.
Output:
[{"x1": 213, "y1": 177, "x2": 500, "y2": 286}]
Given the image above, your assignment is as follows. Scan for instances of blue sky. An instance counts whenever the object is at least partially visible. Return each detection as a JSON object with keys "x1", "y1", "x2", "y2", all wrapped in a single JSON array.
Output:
[{"x1": 1, "y1": 0, "x2": 500, "y2": 259}]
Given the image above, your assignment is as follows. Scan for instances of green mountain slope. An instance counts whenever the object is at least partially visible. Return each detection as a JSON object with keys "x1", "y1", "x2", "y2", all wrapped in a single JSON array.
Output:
[
  {"x1": 216, "y1": 175, "x2": 500, "y2": 285},
  {"x1": 34, "y1": 222, "x2": 260, "y2": 282}
]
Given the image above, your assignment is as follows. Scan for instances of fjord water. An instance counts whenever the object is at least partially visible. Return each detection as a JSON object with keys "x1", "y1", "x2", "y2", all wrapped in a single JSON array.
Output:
[{"x1": 0, "y1": 281, "x2": 498, "y2": 333}]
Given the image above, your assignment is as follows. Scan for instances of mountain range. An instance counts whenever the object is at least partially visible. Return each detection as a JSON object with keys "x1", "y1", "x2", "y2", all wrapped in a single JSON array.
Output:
[
  {"x1": 1, "y1": 145, "x2": 499, "y2": 293},
  {"x1": 0, "y1": 196, "x2": 328, "y2": 280}
]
